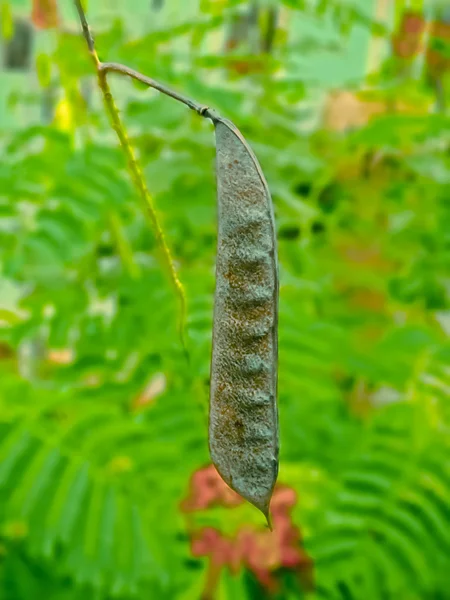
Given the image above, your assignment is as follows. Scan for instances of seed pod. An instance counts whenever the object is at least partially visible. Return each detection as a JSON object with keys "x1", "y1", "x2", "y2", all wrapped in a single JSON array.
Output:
[{"x1": 206, "y1": 109, "x2": 279, "y2": 526}]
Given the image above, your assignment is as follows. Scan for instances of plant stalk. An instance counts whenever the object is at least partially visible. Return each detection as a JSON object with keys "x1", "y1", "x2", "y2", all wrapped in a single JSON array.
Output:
[{"x1": 73, "y1": 0, "x2": 189, "y2": 357}]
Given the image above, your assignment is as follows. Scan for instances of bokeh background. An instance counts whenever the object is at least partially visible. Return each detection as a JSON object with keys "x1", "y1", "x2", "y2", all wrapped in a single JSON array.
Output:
[{"x1": 1, "y1": 0, "x2": 450, "y2": 598}]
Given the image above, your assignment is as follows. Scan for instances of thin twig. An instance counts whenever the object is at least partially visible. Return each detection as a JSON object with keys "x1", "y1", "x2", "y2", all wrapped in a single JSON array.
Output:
[
  {"x1": 100, "y1": 63, "x2": 209, "y2": 116},
  {"x1": 73, "y1": 0, "x2": 189, "y2": 356},
  {"x1": 74, "y1": 0, "x2": 96, "y2": 57}
]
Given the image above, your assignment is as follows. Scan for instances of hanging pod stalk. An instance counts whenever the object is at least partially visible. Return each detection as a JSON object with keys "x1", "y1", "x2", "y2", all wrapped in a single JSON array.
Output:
[{"x1": 74, "y1": 1, "x2": 279, "y2": 526}]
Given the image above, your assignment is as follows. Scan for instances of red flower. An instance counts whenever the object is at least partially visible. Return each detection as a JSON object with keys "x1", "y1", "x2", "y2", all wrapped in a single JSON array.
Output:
[
  {"x1": 181, "y1": 464, "x2": 244, "y2": 512},
  {"x1": 182, "y1": 465, "x2": 314, "y2": 594}
]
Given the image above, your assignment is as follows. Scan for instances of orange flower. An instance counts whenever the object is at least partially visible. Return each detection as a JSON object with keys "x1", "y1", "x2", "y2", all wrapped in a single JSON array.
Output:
[
  {"x1": 392, "y1": 11, "x2": 426, "y2": 59},
  {"x1": 32, "y1": 0, "x2": 59, "y2": 30},
  {"x1": 426, "y1": 20, "x2": 450, "y2": 77}
]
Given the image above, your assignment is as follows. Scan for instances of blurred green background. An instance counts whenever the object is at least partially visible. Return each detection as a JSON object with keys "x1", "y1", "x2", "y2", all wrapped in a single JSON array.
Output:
[{"x1": 1, "y1": 0, "x2": 450, "y2": 598}]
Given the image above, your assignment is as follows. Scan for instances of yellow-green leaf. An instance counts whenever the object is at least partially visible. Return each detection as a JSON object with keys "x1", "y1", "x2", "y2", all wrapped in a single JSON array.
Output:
[
  {"x1": 36, "y1": 53, "x2": 52, "y2": 88},
  {"x1": 1, "y1": 2, "x2": 13, "y2": 41}
]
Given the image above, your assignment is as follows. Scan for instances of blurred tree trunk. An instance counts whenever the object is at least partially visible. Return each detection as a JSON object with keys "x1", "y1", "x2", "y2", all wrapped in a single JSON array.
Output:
[
  {"x1": 2, "y1": 18, "x2": 33, "y2": 70},
  {"x1": 261, "y1": 6, "x2": 279, "y2": 54},
  {"x1": 224, "y1": 2, "x2": 280, "y2": 75},
  {"x1": 151, "y1": 0, "x2": 165, "y2": 12}
]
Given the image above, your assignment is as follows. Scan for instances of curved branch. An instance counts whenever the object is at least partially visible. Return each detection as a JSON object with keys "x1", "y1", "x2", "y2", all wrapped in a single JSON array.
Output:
[{"x1": 99, "y1": 62, "x2": 210, "y2": 116}]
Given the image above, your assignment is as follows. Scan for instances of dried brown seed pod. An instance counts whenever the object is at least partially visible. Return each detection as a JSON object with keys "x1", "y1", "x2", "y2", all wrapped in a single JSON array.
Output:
[{"x1": 206, "y1": 109, "x2": 279, "y2": 527}]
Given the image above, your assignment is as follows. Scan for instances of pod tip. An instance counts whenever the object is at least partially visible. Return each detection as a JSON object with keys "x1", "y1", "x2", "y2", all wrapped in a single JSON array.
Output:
[
  {"x1": 261, "y1": 506, "x2": 273, "y2": 531},
  {"x1": 263, "y1": 507, "x2": 273, "y2": 531},
  {"x1": 249, "y1": 495, "x2": 275, "y2": 531}
]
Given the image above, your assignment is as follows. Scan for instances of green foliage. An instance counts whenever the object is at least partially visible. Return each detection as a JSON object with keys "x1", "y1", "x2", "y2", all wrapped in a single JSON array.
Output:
[
  {"x1": 311, "y1": 351, "x2": 450, "y2": 599},
  {"x1": 1, "y1": 1, "x2": 450, "y2": 598}
]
